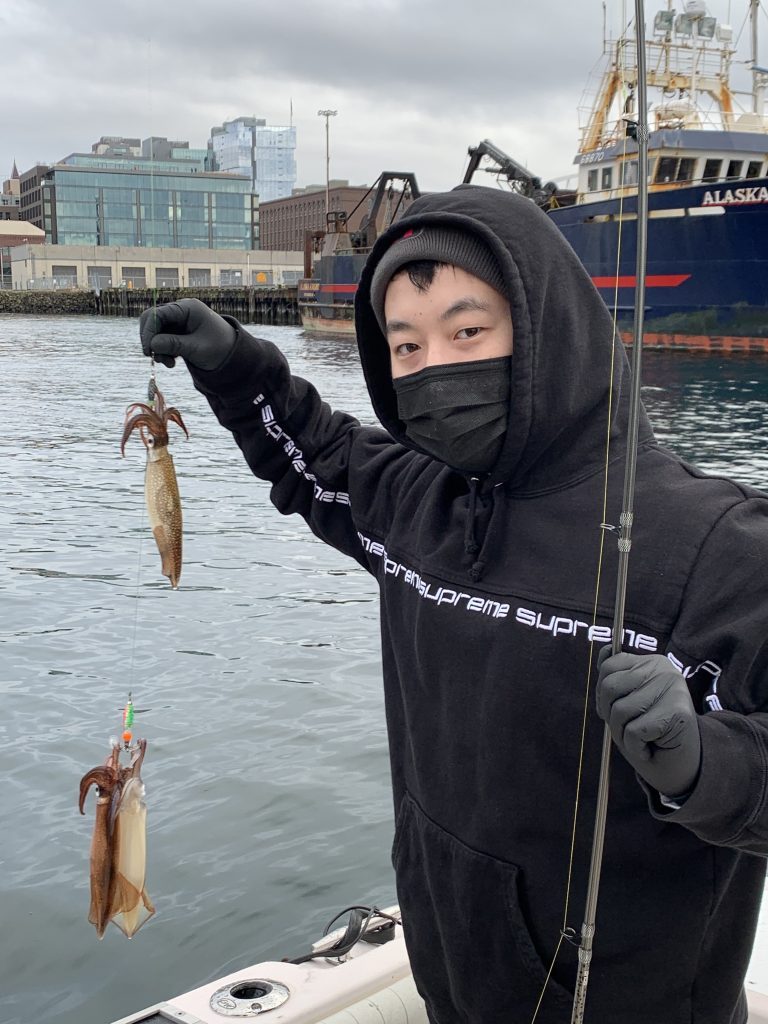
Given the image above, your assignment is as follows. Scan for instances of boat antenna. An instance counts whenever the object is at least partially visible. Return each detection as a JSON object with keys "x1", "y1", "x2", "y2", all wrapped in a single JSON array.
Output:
[{"x1": 569, "y1": 0, "x2": 650, "y2": 1019}]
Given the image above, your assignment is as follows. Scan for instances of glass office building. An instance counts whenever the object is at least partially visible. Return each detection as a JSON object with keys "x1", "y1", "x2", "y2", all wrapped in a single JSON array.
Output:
[
  {"x1": 211, "y1": 117, "x2": 296, "y2": 203},
  {"x1": 41, "y1": 165, "x2": 257, "y2": 249},
  {"x1": 254, "y1": 124, "x2": 297, "y2": 203}
]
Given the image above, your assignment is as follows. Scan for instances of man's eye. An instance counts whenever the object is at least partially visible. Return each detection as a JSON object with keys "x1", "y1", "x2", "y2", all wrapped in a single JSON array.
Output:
[
  {"x1": 396, "y1": 343, "x2": 420, "y2": 356},
  {"x1": 456, "y1": 327, "x2": 482, "y2": 340}
]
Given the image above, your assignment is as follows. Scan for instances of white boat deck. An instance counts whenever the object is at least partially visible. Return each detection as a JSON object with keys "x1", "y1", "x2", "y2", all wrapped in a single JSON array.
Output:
[{"x1": 112, "y1": 884, "x2": 768, "y2": 1023}]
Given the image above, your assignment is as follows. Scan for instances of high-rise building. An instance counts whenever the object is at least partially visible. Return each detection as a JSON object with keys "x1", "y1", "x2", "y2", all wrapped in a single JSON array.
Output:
[{"x1": 210, "y1": 117, "x2": 296, "y2": 203}]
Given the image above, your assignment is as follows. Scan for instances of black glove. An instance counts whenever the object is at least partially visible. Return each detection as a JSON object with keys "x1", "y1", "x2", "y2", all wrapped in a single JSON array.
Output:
[
  {"x1": 596, "y1": 650, "x2": 701, "y2": 798},
  {"x1": 139, "y1": 298, "x2": 236, "y2": 371}
]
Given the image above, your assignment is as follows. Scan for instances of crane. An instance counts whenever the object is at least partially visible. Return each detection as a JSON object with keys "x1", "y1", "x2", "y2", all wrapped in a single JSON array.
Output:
[{"x1": 463, "y1": 140, "x2": 567, "y2": 208}]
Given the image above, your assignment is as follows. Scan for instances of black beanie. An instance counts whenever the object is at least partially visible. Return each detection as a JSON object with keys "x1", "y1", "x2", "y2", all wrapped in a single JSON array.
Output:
[{"x1": 369, "y1": 225, "x2": 506, "y2": 333}]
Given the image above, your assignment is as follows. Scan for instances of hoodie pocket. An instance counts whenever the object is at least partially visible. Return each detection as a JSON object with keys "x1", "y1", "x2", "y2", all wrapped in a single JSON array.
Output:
[{"x1": 392, "y1": 792, "x2": 573, "y2": 1024}]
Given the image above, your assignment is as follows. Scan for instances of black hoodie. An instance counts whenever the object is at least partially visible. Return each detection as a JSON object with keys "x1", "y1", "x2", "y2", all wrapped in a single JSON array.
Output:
[{"x1": 190, "y1": 185, "x2": 768, "y2": 1024}]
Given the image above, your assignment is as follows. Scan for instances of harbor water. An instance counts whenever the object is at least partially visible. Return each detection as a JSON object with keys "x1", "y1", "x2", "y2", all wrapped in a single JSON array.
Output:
[{"x1": 1, "y1": 315, "x2": 766, "y2": 1024}]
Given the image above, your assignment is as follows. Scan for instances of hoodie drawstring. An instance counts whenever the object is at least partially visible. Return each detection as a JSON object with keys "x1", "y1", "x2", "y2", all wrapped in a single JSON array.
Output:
[
  {"x1": 468, "y1": 482, "x2": 506, "y2": 583},
  {"x1": 463, "y1": 477, "x2": 481, "y2": 557}
]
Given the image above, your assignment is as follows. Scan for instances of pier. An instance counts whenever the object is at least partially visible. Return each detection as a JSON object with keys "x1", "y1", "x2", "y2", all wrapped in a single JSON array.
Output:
[{"x1": 0, "y1": 286, "x2": 301, "y2": 324}]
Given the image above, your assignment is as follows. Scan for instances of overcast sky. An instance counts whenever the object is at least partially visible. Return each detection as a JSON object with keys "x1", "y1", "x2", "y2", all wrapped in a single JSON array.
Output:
[{"x1": 2, "y1": 0, "x2": 756, "y2": 195}]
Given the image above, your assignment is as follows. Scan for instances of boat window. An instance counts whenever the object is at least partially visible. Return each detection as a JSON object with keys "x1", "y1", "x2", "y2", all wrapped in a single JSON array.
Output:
[
  {"x1": 601, "y1": 167, "x2": 613, "y2": 189},
  {"x1": 676, "y1": 158, "x2": 696, "y2": 182},
  {"x1": 702, "y1": 158, "x2": 722, "y2": 182},
  {"x1": 587, "y1": 169, "x2": 598, "y2": 191},
  {"x1": 621, "y1": 161, "x2": 639, "y2": 186},
  {"x1": 726, "y1": 159, "x2": 743, "y2": 179},
  {"x1": 745, "y1": 160, "x2": 763, "y2": 180},
  {"x1": 655, "y1": 157, "x2": 678, "y2": 183}
]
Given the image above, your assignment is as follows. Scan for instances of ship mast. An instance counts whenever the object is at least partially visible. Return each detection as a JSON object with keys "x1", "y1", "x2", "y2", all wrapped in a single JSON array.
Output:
[
  {"x1": 751, "y1": 0, "x2": 766, "y2": 115},
  {"x1": 686, "y1": 1, "x2": 708, "y2": 110},
  {"x1": 664, "y1": 0, "x2": 674, "y2": 76}
]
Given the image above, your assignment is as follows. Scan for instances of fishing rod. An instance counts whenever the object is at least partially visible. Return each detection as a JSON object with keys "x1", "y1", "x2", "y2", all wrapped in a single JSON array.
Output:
[{"x1": 569, "y1": 0, "x2": 650, "y2": 1019}]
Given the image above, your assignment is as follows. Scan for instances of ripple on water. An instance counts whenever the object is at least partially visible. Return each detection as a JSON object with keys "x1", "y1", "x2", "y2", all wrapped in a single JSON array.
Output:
[{"x1": 1, "y1": 320, "x2": 767, "y2": 1023}]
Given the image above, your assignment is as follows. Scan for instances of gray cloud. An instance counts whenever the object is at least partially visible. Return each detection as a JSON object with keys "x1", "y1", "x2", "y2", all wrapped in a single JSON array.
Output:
[{"x1": 4, "y1": 0, "x2": 747, "y2": 195}]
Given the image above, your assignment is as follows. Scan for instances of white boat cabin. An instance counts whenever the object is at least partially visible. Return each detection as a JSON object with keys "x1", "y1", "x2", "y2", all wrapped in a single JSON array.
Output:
[
  {"x1": 575, "y1": 1, "x2": 768, "y2": 205},
  {"x1": 576, "y1": 131, "x2": 768, "y2": 204}
]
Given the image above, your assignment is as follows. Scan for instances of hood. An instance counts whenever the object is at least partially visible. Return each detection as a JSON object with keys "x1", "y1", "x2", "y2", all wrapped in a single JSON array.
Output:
[{"x1": 354, "y1": 184, "x2": 653, "y2": 495}]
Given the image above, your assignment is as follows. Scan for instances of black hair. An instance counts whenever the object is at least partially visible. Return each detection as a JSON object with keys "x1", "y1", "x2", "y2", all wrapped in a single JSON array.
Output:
[{"x1": 392, "y1": 259, "x2": 447, "y2": 293}]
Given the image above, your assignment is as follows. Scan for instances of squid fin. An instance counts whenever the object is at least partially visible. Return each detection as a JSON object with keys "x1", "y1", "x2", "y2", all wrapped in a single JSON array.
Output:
[
  {"x1": 109, "y1": 873, "x2": 155, "y2": 938},
  {"x1": 152, "y1": 524, "x2": 180, "y2": 587}
]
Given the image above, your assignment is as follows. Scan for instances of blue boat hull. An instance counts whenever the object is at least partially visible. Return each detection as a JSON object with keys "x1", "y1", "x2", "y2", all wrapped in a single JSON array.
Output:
[
  {"x1": 549, "y1": 178, "x2": 768, "y2": 338},
  {"x1": 298, "y1": 252, "x2": 367, "y2": 334},
  {"x1": 299, "y1": 182, "x2": 768, "y2": 347}
]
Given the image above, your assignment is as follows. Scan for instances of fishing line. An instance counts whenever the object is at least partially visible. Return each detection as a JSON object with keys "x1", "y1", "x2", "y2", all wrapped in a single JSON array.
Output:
[
  {"x1": 125, "y1": 361, "x2": 159, "y2": 700},
  {"x1": 126, "y1": 483, "x2": 147, "y2": 693},
  {"x1": 558, "y1": 1, "x2": 633, "y2": 924},
  {"x1": 124, "y1": 34, "x2": 161, "y2": 727},
  {"x1": 530, "y1": 3, "x2": 635, "y2": 1017},
  {"x1": 568, "y1": 0, "x2": 651, "y2": 1016},
  {"x1": 79, "y1": 33, "x2": 164, "y2": 953}
]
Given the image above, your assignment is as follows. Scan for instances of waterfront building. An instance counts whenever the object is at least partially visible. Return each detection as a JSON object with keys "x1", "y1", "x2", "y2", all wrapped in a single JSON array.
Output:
[
  {"x1": 259, "y1": 181, "x2": 410, "y2": 251},
  {"x1": 210, "y1": 117, "x2": 296, "y2": 203},
  {"x1": 0, "y1": 219, "x2": 44, "y2": 288},
  {"x1": 17, "y1": 141, "x2": 258, "y2": 250},
  {"x1": 7, "y1": 241, "x2": 303, "y2": 291}
]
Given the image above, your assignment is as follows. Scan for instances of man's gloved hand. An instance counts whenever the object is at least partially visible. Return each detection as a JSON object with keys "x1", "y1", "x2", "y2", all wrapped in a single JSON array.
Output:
[
  {"x1": 596, "y1": 650, "x2": 701, "y2": 798},
  {"x1": 139, "y1": 298, "x2": 236, "y2": 371}
]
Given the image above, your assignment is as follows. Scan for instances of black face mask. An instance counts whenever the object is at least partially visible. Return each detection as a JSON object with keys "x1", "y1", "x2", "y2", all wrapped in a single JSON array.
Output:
[{"x1": 392, "y1": 356, "x2": 511, "y2": 474}]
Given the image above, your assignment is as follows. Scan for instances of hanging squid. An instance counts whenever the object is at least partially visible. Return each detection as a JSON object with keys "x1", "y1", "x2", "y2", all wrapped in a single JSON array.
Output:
[
  {"x1": 121, "y1": 384, "x2": 188, "y2": 588},
  {"x1": 79, "y1": 738, "x2": 155, "y2": 939}
]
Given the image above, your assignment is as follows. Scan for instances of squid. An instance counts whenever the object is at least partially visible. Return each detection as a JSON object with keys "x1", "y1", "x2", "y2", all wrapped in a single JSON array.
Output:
[
  {"x1": 121, "y1": 385, "x2": 188, "y2": 588},
  {"x1": 79, "y1": 739, "x2": 155, "y2": 939}
]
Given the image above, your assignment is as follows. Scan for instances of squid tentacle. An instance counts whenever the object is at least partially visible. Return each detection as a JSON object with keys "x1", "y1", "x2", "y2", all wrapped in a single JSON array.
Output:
[
  {"x1": 164, "y1": 407, "x2": 189, "y2": 439},
  {"x1": 121, "y1": 408, "x2": 167, "y2": 454},
  {"x1": 79, "y1": 766, "x2": 118, "y2": 814},
  {"x1": 121, "y1": 395, "x2": 187, "y2": 454}
]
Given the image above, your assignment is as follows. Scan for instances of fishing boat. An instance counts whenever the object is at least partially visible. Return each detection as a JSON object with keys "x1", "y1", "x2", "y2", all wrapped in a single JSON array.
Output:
[
  {"x1": 297, "y1": 173, "x2": 419, "y2": 336},
  {"x1": 111, "y1": 887, "x2": 768, "y2": 1023},
  {"x1": 544, "y1": 0, "x2": 768, "y2": 350},
  {"x1": 300, "y1": 2, "x2": 767, "y2": 349},
  {"x1": 297, "y1": 246, "x2": 368, "y2": 337}
]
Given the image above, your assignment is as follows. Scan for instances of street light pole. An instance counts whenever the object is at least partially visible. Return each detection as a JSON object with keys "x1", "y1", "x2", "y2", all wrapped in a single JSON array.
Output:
[{"x1": 317, "y1": 109, "x2": 338, "y2": 223}]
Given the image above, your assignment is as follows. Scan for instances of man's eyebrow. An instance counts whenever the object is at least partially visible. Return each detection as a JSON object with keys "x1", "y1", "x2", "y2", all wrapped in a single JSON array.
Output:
[
  {"x1": 385, "y1": 320, "x2": 413, "y2": 335},
  {"x1": 440, "y1": 297, "x2": 492, "y2": 320},
  {"x1": 385, "y1": 296, "x2": 493, "y2": 335}
]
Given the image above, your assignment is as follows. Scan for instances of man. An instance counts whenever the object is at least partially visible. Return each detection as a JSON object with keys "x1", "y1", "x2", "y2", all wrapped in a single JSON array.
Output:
[{"x1": 140, "y1": 185, "x2": 768, "y2": 1024}]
